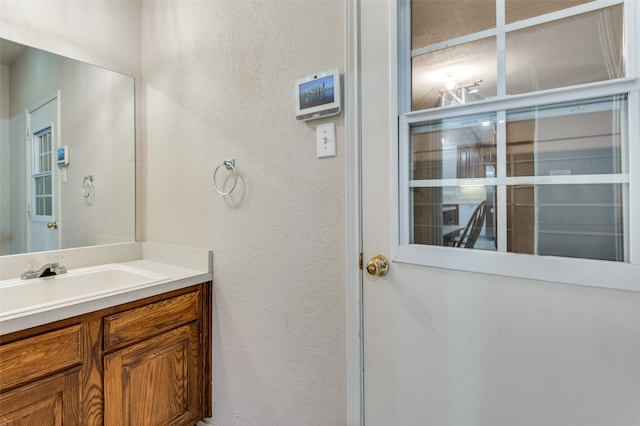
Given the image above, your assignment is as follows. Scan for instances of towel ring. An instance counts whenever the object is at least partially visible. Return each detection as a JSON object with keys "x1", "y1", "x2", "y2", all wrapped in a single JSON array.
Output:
[
  {"x1": 213, "y1": 159, "x2": 238, "y2": 195},
  {"x1": 82, "y1": 175, "x2": 94, "y2": 198}
]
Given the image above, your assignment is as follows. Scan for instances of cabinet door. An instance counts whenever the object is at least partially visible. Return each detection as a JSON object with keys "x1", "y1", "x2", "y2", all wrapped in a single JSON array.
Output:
[
  {"x1": 0, "y1": 370, "x2": 81, "y2": 425},
  {"x1": 103, "y1": 323, "x2": 201, "y2": 426}
]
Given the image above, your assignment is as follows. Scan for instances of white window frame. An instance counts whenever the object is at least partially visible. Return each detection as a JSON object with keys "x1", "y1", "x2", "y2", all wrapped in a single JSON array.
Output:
[
  {"x1": 32, "y1": 128, "x2": 54, "y2": 220},
  {"x1": 394, "y1": 0, "x2": 640, "y2": 291}
]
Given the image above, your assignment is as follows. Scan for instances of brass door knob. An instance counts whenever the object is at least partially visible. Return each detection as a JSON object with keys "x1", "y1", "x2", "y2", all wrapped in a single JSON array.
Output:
[
  {"x1": 47, "y1": 221, "x2": 58, "y2": 229},
  {"x1": 366, "y1": 254, "x2": 389, "y2": 277}
]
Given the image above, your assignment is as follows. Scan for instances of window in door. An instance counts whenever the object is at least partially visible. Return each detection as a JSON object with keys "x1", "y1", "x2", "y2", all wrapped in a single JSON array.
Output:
[
  {"x1": 400, "y1": 0, "x2": 637, "y2": 266},
  {"x1": 32, "y1": 129, "x2": 53, "y2": 218}
]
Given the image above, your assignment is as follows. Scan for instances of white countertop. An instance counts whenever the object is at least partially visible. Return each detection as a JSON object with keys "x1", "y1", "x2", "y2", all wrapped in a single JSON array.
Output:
[{"x1": 0, "y1": 242, "x2": 213, "y2": 335}]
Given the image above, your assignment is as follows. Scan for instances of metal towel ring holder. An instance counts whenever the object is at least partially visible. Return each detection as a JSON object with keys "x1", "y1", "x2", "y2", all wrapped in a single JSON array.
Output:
[
  {"x1": 213, "y1": 159, "x2": 238, "y2": 195},
  {"x1": 82, "y1": 175, "x2": 94, "y2": 198}
]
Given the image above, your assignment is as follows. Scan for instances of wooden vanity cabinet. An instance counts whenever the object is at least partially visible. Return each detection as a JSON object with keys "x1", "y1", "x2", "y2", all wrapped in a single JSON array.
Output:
[
  {"x1": 0, "y1": 325, "x2": 83, "y2": 425},
  {"x1": 103, "y1": 290, "x2": 204, "y2": 425},
  {"x1": 0, "y1": 282, "x2": 212, "y2": 426}
]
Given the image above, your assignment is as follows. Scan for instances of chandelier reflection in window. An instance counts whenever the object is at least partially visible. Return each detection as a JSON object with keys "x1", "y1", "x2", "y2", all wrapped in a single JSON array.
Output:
[{"x1": 440, "y1": 74, "x2": 483, "y2": 107}]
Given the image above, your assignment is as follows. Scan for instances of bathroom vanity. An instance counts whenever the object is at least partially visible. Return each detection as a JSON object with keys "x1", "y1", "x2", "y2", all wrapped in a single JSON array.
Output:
[{"x1": 0, "y1": 243, "x2": 213, "y2": 425}]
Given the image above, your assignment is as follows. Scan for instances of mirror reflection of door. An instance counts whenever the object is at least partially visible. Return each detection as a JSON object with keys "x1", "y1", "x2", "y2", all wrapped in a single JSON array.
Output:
[{"x1": 26, "y1": 94, "x2": 60, "y2": 252}]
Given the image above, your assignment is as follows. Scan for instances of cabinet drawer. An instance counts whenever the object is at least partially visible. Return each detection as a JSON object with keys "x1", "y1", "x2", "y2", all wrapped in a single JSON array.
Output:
[
  {"x1": 103, "y1": 290, "x2": 200, "y2": 352},
  {"x1": 0, "y1": 324, "x2": 83, "y2": 392}
]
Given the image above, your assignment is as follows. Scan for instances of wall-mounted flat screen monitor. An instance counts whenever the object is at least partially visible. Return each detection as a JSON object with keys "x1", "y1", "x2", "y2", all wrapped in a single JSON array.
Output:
[{"x1": 295, "y1": 69, "x2": 341, "y2": 121}]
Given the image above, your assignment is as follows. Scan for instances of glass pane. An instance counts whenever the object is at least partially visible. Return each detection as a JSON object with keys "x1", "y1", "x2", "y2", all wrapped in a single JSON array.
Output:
[
  {"x1": 507, "y1": 184, "x2": 625, "y2": 261},
  {"x1": 412, "y1": 113, "x2": 497, "y2": 181},
  {"x1": 36, "y1": 132, "x2": 52, "y2": 173},
  {"x1": 413, "y1": 186, "x2": 497, "y2": 250},
  {"x1": 43, "y1": 175, "x2": 52, "y2": 194},
  {"x1": 42, "y1": 152, "x2": 51, "y2": 173},
  {"x1": 36, "y1": 197, "x2": 44, "y2": 216},
  {"x1": 412, "y1": 0, "x2": 495, "y2": 48},
  {"x1": 411, "y1": 114, "x2": 498, "y2": 251},
  {"x1": 506, "y1": 5, "x2": 624, "y2": 95},
  {"x1": 506, "y1": 0, "x2": 594, "y2": 23},
  {"x1": 34, "y1": 175, "x2": 52, "y2": 196},
  {"x1": 35, "y1": 176, "x2": 43, "y2": 196},
  {"x1": 506, "y1": 95, "x2": 626, "y2": 177},
  {"x1": 412, "y1": 37, "x2": 496, "y2": 111},
  {"x1": 43, "y1": 196, "x2": 52, "y2": 216}
]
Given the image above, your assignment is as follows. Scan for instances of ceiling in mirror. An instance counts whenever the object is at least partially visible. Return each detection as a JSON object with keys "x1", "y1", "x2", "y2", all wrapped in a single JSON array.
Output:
[{"x1": 0, "y1": 38, "x2": 135, "y2": 256}]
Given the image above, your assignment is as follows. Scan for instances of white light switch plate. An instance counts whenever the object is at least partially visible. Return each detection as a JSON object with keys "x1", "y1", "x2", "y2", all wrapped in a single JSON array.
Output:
[{"x1": 316, "y1": 122, "x2": 336, "y2": 158}]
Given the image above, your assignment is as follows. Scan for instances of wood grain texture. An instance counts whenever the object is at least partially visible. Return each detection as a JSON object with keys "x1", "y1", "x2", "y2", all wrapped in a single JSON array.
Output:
[
  {"x1": 0, "y1": 325, "x2": 83, "y2": 393},
  {"x1": 0, "y1": 283, "x2": 211, "y2": 426},
  {"x1": 104, "y1": 323, "x2": 200, "y2": 426},
  {"x1": 82, "y1": 319, "x2": 104, "y2": 425},
  {"x1": 103, "y1": 291, "x2": 200, "y2": 352},
  {"x1": 202, "y1": 281, "x2": 213, "y2": 418},
  {"x1": 0, "y1": 369, "x2": 81, "y2": 425}
]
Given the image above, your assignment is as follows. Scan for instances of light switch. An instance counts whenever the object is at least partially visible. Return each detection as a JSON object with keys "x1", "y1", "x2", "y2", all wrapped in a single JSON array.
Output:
[{"x1": 316, "y1": 122, "x2": 336, "y2": 158}]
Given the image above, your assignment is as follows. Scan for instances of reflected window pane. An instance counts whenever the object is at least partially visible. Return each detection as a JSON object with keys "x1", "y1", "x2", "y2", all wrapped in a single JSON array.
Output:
[
  {"x1": 36, "y1": 197, "x2": 44, "y2": 216},
  {"x1": 35, "y1": 176, "x2": 44, "y2": 196},
  {"x1": 507, "y1": 184, "x2": 625, "y2": 261},
  {"x1": 412, "y1": 0, "x2": 495, "y2": 48},
  {"x1": 506, "y1": 5, "x2": 624, "y2": 95},
  {"x1": 506, "y1": 0, "x2": 594, "y2": 23},
  {"x1": 43, "y1": 196, "x2": 52, "y2": 216},
  {"x1": 506, "y1": 95, "x2": 626, "y2": 177},
  {"x1": 412, "y1": 38, "x2": 496, "y2": 111},
  {"x1": 413, "y1": 187, "x2": 497, "y2": 250}
]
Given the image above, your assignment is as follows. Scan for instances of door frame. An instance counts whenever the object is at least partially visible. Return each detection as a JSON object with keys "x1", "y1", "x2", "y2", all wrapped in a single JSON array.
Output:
[
  {"x1": 344, "y1": 0, "x2": 362, "y2": 423},
  {"x1": 345, "y1": 0, "x2": 404, "y2": 423},
  {"x1": 25, "y1": 91, "x2": 62, "y2": 252},
  {"x1": 345, "y1": 0, "x2": 400, "y2": 424}
]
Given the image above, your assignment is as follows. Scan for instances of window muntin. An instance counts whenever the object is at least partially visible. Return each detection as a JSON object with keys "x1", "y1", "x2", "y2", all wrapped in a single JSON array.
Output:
[{"x1": 505, "y1": 0, "x2": 595, "y2": 24}]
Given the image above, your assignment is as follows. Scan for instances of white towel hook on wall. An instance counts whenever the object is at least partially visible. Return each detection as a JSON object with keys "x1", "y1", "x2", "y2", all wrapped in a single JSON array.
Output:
[{"x1": 213, "y1": 159, "x2": 238, "y2": 195}]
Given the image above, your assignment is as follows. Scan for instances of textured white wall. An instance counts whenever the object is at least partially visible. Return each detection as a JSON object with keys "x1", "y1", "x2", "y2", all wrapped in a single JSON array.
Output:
[{"x1": 141, "y1": 1, "x2": 346, "y2": 425}]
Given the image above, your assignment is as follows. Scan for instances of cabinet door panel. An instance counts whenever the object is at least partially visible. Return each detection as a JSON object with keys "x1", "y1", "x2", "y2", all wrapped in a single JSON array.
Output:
[
  {"x1": 104, "y1": 323, "x2": 201, "y2": 426},
  {"x1": 0, "y1": 369, "x2": 81, "y2": 425},
  {"x1": 103, "y1": 291, "x2": 200, "y2": 352},
  {"x1": 0, "y1": 325, "x2": 82, "y2": 392}
]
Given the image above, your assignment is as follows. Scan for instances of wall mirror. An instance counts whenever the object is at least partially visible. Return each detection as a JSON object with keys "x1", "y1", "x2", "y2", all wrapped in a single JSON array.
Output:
[{"x1": 0, "y1": 37, "x2": 135, "y2": 256}]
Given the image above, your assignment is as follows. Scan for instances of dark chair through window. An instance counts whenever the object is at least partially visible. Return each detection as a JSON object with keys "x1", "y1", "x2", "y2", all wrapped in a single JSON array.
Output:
[{"x1": 456, "y1": 201, "x2": 488, "y2": 249}]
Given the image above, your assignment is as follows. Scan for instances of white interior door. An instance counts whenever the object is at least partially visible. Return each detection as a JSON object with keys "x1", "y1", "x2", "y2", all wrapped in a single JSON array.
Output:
[
  {"x1": 359, "y1": 1, "x2": 640, "y2": 425},
  {"x1": 26, "y1": 95, "x2": 60, "y2": 252}
]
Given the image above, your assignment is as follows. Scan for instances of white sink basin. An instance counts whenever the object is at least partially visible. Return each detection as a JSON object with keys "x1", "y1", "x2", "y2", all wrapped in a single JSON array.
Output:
[{"x1": 0, "y1": 264, "x2": 169, "y2": 320}]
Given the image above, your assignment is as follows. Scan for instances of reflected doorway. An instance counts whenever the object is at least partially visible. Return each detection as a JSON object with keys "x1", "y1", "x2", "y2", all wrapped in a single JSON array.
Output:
[{"x1": 26, "y1": 93, "x2": 60, "y2": 252}]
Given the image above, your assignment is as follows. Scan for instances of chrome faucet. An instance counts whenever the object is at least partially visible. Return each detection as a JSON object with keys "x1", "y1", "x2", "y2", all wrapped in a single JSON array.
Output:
[{"x1": 21, "y1": 261, "x2": 68, "y2": 280}]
